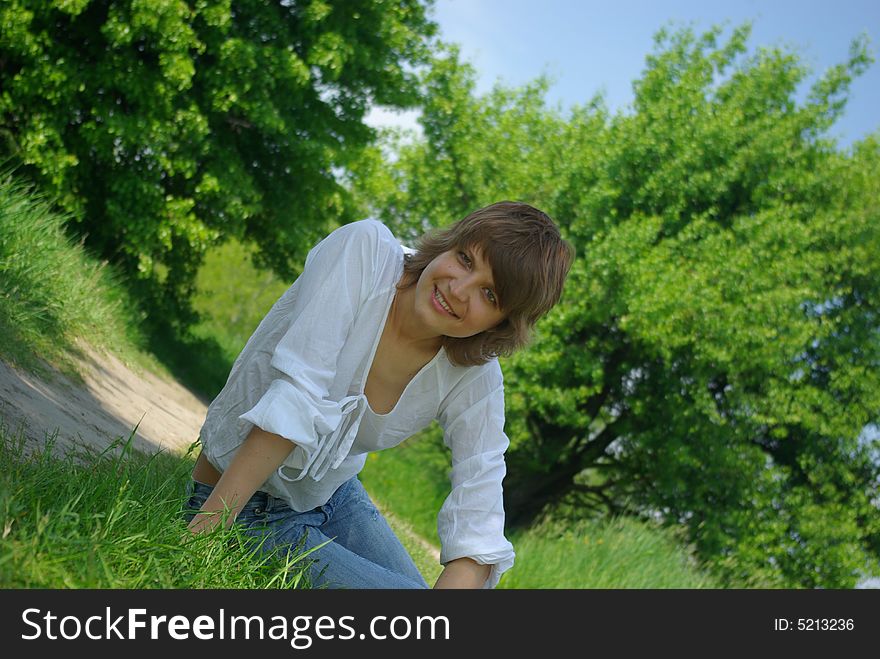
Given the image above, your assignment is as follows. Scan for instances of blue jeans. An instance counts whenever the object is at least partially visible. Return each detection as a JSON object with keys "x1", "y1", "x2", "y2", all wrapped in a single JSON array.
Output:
[{"x1": 183, "y1": 477, "x2": 429, "y2": 589}]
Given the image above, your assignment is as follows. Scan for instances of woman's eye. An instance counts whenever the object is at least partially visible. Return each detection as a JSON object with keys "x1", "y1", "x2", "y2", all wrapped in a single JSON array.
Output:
[
  {"x1": 485, "y1": 289, "x2": 497, "y2": 305},
  {"x1": 458, "y1": 251, "x2": 472, "y2": 268}
]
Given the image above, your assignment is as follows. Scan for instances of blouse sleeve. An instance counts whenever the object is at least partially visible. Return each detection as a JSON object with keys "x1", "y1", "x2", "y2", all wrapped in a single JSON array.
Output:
[
  {"x1": 436, "y1": 363, "x2": 516, "y2": 589},
  {"x1": 238, "y1": 220, "x2": 386, "y2": 482}
]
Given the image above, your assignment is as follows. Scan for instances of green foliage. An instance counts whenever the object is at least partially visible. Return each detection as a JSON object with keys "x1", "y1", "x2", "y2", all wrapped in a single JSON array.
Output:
[
  {"x1": 351, "y1": 25, "x2": 880, "y2": 587},
  {"x1": 348, "y1": 43, "x2": 570, "y2": 241},
  {"x1": 0, "y1": 0, "x2": 437, "y2": 319}
]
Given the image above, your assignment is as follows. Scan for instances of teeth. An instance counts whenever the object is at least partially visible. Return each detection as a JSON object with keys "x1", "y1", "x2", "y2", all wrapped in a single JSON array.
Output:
[{"x1": 434, "y1": 287, "x2": 457, "y2": 317}]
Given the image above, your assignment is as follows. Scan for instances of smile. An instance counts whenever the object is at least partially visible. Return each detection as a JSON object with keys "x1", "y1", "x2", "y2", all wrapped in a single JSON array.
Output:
[{"x1": 433, "y1": 286, "x2": 459, "y2": 318}]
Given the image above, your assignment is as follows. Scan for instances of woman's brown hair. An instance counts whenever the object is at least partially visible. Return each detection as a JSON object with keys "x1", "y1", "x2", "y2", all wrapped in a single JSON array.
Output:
[{"x1": 398, "y1": 201, "x2": 574, "y2": 366}]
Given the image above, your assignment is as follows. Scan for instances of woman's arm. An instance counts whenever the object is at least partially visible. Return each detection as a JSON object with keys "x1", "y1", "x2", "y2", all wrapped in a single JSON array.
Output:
[
  {"x1": 433, "y1": 557, "x2": 492, "y2": 589},
  {"x1": 435, "y1": 364, "x2": 516, "y2": 589},
  {"x1": 187, "y1": 427, "x2": 294, "y2": 534}
]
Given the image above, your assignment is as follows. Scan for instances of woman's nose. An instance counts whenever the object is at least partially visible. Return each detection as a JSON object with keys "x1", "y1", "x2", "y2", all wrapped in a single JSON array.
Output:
[{"x1": 448, "y1": 277, "x2": 469, "y2": 302}]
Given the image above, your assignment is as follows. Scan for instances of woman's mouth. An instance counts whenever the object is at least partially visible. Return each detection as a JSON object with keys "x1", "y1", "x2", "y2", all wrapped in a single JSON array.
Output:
[{"x1": 433, "y1": 285, "x2": 459, "y2": 318}]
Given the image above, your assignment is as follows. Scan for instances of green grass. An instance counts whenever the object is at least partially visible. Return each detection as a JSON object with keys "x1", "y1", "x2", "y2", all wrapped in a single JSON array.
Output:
[
  {"x1": 190, "y1": 239, "x2": 291, "y2": 366},
  {"x1": 0, "y1": 424, "x2": 314, "y2": 588},
  {"x1": 500, "y1": 516, "x2": 720, "y2": 588},
  {"x1": 0, "y1": 173, "x2": 160, "y2": 377},
  {"x1": 359, "y1": 424, "x2": 452, "y2": 546}
]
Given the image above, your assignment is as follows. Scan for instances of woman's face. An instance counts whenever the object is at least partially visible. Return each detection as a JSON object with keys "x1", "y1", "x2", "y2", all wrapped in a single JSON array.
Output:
[{"x1": 412, "y1": 244, "x2": 506, "y2": 339}]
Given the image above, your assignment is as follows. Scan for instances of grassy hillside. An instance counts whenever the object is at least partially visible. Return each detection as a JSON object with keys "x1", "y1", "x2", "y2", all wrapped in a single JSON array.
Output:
[{"x1": 0, "y1": 174, "x2": 154, "y2": 377}]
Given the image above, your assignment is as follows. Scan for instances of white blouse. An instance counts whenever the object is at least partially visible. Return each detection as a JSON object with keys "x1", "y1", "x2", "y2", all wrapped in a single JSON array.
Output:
[{"x1": 199, "y1": 219, "x2": 515, "y2": 588}]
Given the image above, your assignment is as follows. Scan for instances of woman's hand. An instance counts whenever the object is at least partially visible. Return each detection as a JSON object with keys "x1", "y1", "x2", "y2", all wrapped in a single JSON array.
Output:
[
  {"x1": 186, "y1": 427, "x2": 295, "y2": 535},
  {"x1": 433, "y1": 557, "x2": 491, "y2": 589}
]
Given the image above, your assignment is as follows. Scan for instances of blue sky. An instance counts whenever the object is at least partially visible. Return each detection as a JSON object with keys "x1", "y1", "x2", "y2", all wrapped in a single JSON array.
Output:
[{"x1": 369, "y1": 0, "x2": 880, "y2": 148}]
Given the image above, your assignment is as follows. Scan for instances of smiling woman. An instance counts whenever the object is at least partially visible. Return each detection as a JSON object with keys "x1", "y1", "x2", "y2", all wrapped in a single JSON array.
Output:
[
  {"x1": 399, "y1": 242, "x2": 505, "y2": 348},
  {"x1": 183, "y1": 201, "x2": 573, "y2": 590},
  {"x1": 399, "y1": 202, "x2": 574, "y2": 365}
]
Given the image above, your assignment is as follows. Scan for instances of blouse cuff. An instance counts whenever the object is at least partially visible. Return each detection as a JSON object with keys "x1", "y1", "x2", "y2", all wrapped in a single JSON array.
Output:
[{"x1": 239, "y1": 379, "x2": 365, "y2": 482}]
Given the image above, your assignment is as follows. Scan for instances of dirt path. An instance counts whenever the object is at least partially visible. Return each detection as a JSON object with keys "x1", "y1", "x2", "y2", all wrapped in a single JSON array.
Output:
[{"x1": 0, "y1": 340, "x2": 207, "y2": 458}]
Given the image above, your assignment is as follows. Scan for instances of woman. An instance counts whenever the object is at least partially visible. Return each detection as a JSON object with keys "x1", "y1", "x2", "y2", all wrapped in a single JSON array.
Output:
[{"x1": 185, "y1": 201, "x2": 573, "y2": 589}]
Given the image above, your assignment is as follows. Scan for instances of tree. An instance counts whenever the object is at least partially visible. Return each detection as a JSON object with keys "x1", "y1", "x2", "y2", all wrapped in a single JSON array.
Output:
[
  {"x1": 0, "y1": 0, "x2": 437, "y2": 318},
  {"x1": 352, "y1": 26, "x2": 880, "y2": 587},
  {"x1": 347, "y1": 44, "x2": 572, "y2": 242}
]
